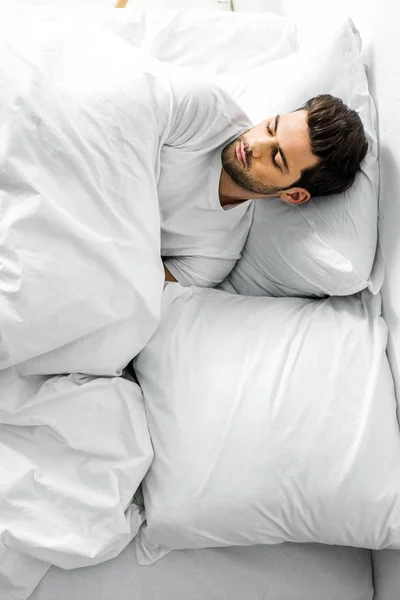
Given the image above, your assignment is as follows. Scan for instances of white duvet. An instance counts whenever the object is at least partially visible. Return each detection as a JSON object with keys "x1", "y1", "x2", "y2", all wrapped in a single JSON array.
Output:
[
  {"x1": 0, "y1": 13, "x2": 172, "y2": 600},
  {"x1": 0, "y1": 12, "x2": 172, "y2": 375},
  {"x1": 0, "y1": 370, "x2": 152, "y2": 599}
]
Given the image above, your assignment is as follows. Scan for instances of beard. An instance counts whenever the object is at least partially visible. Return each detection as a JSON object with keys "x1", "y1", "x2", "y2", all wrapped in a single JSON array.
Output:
[{"x1": 221, "y1": 134, "x2": 283, "y2": 196}]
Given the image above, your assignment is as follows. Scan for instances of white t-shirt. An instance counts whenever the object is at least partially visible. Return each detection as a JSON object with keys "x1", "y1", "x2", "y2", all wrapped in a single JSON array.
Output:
[{"x1": 160, "y1": 72, "x2": 255, "y2": 288}]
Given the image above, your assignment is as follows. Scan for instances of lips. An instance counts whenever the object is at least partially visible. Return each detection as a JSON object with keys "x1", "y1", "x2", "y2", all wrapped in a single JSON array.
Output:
[{"x1": 236, "y1": 141, "x2": 247, "y2": 167}]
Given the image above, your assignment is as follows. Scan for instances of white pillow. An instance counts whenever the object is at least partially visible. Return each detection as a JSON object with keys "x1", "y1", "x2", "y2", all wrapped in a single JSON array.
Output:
[
  {"x1": 0, "y1": 5, "x2": 146, "y2": 46},
  {"x1": 217, "y1": 20, "x2": 379, "y2": 298},
  {"x1": 134, "y1": 284, "x2": 400, "y2": 563},
  {"x1": 141, "y1": 10, "x2": 298, "y2": 74}
]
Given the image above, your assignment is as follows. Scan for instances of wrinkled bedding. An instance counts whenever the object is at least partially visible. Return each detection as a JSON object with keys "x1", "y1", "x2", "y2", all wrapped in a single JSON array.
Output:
[
  {"x1": 0, "y1": 7, "x2": 392, "y2": 600},
  {"x1": 0, "y1": 13, "x2": 171, "y2": 375},
  {"x1": 0, "y1": 369, "x2": 152, "y2": 598},
  {"x1": 0, "y1": 13, "x2": 172, "y2": 600}
]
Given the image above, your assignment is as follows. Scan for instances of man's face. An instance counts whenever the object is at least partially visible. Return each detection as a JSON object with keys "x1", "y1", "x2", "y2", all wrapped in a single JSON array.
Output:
[{"x1": 221, "y1": 110, "x2": 320, "y2": 198}]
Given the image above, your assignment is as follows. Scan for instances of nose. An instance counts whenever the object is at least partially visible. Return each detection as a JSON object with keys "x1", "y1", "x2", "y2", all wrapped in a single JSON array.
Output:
[{"x1": 247, "y1": 132, "x2": 274, "y2": 160}]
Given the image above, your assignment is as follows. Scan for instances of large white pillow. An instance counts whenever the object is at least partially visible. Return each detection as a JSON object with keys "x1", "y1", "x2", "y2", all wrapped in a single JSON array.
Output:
[
  {"x1": 134, "y1": 284, "x2": 400, "y2": 563},
  {"x1": 141, "y1": 9, "x2": 298, "y2": 74},
  {"x1": 217, "y1": 20, "x2": 379, "y2": 298},
  {"x1": 0, "y1": 5, "x2": 146, "y2": 46}
]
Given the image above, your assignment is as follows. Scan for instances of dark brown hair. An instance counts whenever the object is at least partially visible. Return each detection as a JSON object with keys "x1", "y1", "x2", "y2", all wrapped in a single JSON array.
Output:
[{"x1": 292, "y1": 94, "x2": 368, "y2": 197}]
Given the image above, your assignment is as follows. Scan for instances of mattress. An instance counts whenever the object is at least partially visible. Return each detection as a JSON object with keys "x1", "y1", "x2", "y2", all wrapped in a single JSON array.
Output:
[{"x1": 29, "y1": 541, "x2": 373, "y2": 600}]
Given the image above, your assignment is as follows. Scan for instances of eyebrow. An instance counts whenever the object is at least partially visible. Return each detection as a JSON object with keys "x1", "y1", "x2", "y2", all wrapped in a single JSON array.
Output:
[{"x1": 274, "y1": 115, "x2": 289, "y2": 173}]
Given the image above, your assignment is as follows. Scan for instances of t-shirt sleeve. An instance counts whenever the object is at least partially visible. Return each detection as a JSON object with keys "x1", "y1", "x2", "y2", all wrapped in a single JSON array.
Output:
[
  {"x1": 163, "y1": 255, "x2": 238, "y2": 288},
  {"x1": 164, "y1": 70, "x2": 250, "y2": 150}
]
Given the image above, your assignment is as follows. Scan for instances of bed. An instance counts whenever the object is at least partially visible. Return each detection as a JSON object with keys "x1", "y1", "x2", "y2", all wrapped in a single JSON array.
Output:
[{"x1": 2, "y1": 1, "x2": 400, "y2": 599}]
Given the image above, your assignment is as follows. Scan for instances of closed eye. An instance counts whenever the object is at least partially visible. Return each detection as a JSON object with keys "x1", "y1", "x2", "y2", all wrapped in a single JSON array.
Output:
[{"x1": 266, "y1": 123, "x2": 281, "y2": 171}]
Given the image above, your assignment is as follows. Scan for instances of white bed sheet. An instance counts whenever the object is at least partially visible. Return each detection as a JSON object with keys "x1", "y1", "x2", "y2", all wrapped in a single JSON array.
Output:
[{"x1": 29, "y1": 541, "x2": 373, "y2": 600}]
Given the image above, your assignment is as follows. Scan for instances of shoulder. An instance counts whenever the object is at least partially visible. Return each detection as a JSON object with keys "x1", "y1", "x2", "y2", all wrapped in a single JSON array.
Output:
[{"x1": 169, "y1": 69, "x2": 222, "y2": 109}]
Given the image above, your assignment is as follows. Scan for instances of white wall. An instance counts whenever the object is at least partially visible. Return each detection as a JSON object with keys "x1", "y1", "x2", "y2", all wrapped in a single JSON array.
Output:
[{"x1": 367, "y1": 2, "x2": 400, "y2": 398}]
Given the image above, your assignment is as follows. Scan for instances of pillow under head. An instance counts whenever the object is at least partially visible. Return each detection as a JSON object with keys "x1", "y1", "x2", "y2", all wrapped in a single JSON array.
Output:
[{"x1": 217, "y1": 20, "x2": 379, "y2": 298}]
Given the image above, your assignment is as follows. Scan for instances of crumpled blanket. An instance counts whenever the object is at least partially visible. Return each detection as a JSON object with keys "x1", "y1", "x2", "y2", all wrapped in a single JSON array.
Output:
[
  {"x1": 0, "y1": 11, "x2": 173, "y2": 600},
  {"x1": 0, "y1": 11, "x2": 172, "y2": 375}
]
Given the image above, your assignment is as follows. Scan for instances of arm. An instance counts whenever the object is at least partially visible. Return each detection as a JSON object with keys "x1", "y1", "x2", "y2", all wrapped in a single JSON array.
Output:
[
  {"x1": 164, "y1": 74, "x2": 250, "y2": 152},
  {"x1": 164, "y1": 263, "x2": 177, "y2": 283},
  {"x1": 163, "y1": 255, "x2": 237, "y2": 288}
]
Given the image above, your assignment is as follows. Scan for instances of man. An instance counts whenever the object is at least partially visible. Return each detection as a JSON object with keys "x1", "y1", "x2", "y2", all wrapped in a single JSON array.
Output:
[{"x1": 161, "y1": 76, "x2": 368, "y2": 287}]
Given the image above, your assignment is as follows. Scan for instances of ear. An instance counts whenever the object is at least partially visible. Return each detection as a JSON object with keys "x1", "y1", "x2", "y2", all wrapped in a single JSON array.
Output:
[{"x1": 279, "y1": 187, "x2": 311, "y2": 205}]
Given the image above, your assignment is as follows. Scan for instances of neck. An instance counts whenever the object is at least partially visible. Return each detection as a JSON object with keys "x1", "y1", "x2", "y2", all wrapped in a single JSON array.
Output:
[{"x1": 218, "y1": 168, "x2": 273, "y2": 207}]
